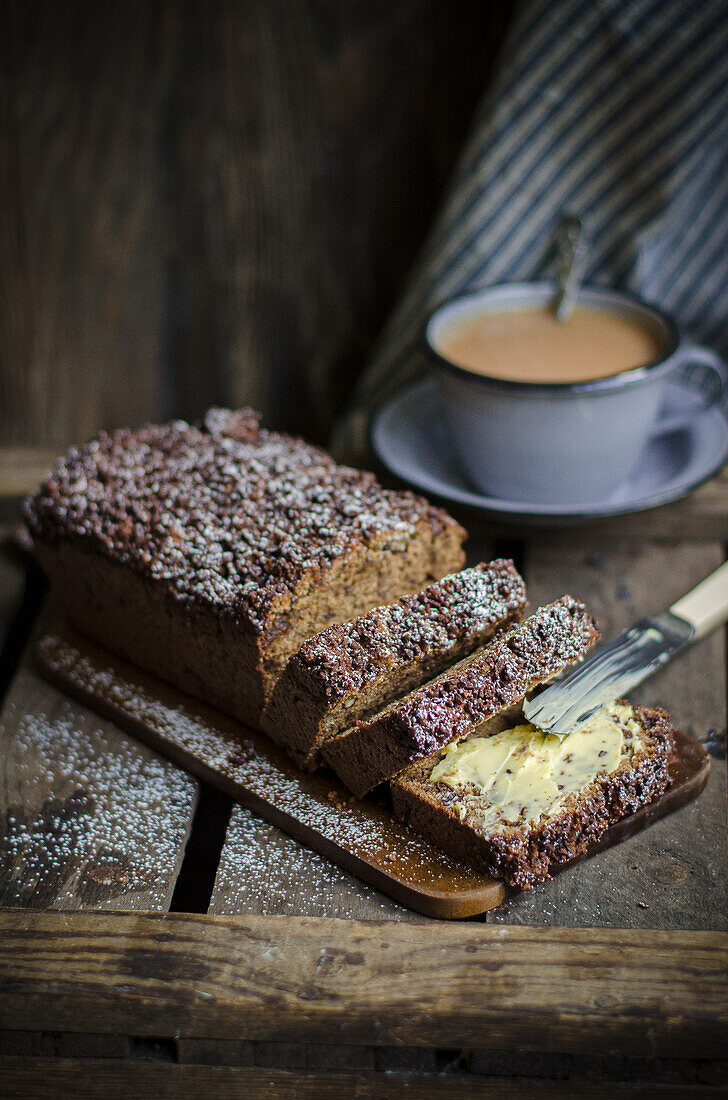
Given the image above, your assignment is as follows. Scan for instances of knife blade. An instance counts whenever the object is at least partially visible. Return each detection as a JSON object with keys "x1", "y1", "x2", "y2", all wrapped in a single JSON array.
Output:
[
  {"x1": 523, "y1": 612, "x2": 694, "y2": 736},
  {"x1": 522, "y1": 560, "x2": 728, "y2": 738}
]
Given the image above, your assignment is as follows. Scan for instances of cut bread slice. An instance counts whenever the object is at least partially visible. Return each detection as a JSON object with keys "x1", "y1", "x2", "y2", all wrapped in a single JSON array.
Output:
[
  {"x1": 390, "y1": 700, "x2": 675, "y2": 889},
  {"x1": 261, "y1": 559, "x2": 527, "y2": 770},
  {"x1": 322, "y1": 596, "x2": 599, "y2": 799}
]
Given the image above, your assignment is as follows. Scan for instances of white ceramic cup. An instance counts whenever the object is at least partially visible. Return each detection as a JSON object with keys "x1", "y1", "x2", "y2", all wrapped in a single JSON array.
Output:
[{"x1": 425, "y1": 283, "x2": 728, "y2": 506}]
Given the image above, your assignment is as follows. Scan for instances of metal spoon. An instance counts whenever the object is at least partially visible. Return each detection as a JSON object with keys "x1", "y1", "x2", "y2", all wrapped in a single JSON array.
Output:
[{"x1": 552, "y1": 214, "x2": 589, "y2": 322}]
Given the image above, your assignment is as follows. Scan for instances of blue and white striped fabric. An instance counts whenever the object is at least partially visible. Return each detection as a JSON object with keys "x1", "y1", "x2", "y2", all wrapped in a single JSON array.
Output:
[{"x1": 338, "y1": 0, "x2": 728, "y2": 454}]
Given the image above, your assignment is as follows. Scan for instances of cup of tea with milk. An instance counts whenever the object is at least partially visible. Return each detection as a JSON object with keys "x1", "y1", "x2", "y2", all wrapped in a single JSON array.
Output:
[{"x1": 424, "y1": 221, "x2": 727, "y2": 507}]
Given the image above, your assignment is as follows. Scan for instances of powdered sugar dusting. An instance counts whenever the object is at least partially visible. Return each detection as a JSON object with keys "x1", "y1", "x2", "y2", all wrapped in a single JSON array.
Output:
[
  {"x1": 0, "y1": 686, "x2": 197, "y2": 910},
  {"x1": 24, "y1": 409, "x2": 461, "y2": 633},
  {"x1": 211, "y1": 805, "x2": 415, "y2": 919}
]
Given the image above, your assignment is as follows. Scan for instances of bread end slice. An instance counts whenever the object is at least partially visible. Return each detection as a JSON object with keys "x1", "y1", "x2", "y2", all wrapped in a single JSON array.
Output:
[{"x1": 391, "y1": 701, "x2": 675, "y2": 889}]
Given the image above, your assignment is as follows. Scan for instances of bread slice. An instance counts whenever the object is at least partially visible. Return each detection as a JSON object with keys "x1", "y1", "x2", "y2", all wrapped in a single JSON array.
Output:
[
  {"x1": 390, "y1": 701, "x2": 675, "y2": 889},
  {"x1": 322, "y1": 596, "x2": 599, "y2": 798},
  {"x1": 25, "y1": 408, "x2": 466, "y2": 727},
  {"x1": 261, "y1": 559, "x2": 527, "y2": 769}
]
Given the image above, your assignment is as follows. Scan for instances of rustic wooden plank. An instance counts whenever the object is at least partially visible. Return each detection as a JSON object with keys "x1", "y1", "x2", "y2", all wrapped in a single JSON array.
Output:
[
  {"x1": 0, "y1": 912, "x2": 725, "y2": 1059},
  {"x1": 0, "y1": 1030, "x2": 130, "y2": 1059},
  {"x1": 177, "y1": 1038, "x2": 256, "y2": 1066},
  {"x1": 208, "y1": 804, "x2": 425, "y2": 919},
  {"x1": 468, "y1": 1049, "x2": 728, "y2": 1089},
  {"x1": 607, "y1": 464, "x2": 728, "y2": 540},
  {"x1": 158, "y1": 1, "x2": 511, "y2": 440},
  {"x1": 175, "y1": 1037, "x2": 728, "y2": 1086},
  {"x1": 0, "y1": 608, "x2": 199, "y2": 910},
  {"x1": 0, "y1": 1060, "x2": 701, "y2": 1100},
  {"x1": 0, "y1": 3, "x2": 171, "y2": 449},
  {"x1": 447, "y1": 463, "x2": 728, "y2": 542},
  {"x1": 1, "y1": 2, "x2": 508, "y2": 450},
  {"x1": 490, "y1": 540, "x2": 728, "y2": 930}
]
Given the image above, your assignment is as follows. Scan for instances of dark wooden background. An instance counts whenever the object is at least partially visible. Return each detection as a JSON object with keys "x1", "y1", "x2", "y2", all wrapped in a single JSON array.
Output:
[{"x1": 1, "y1": 0, "x2": 514, "y2": 459}]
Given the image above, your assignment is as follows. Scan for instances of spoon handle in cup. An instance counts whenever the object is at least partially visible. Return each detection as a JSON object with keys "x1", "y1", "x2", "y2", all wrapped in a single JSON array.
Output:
[{"x1": 553, "y1": 214, "x2": 589, "y2": 322}]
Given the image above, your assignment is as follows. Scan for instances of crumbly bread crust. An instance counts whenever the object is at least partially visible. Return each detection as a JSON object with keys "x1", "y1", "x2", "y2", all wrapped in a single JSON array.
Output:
[
  {"x1": 262, "y1": 559, "x2": 527, "y2": 769},
  {"x1": 25, "y1": 408, "x2": 464, "y2": 636},
  {"x1": 26, "y1": 408, "x2": 466, "y2": 723},
  {"x1": 322, "y1": 596, "x2": 600, "y2": 798},
  {"x1": 391, "y1": 703, "x2": 675, "y2": 889}
]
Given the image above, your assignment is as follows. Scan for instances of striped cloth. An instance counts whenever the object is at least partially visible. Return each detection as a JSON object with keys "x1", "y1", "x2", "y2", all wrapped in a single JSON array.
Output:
[{"x1": 336, "y1": 0, "x2": 728, "y2": 455}]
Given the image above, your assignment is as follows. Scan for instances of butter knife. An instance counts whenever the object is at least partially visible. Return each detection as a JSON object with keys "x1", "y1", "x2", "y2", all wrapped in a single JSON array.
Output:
[{"x1": 523, "y1": 561, "x2": 728, "y2": 737}]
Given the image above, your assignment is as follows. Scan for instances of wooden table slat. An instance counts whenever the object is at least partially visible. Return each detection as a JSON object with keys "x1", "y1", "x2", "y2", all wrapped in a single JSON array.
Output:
[
  {"x1": 0, "y1": 1059, "x2": 716, "y2": 1099},
  {"x1": 208, "y1": 804, "x2": 424, "y2": 920},
  {"x1": 0, "y1": 911, "x2": 725, "y2": 1060},
  {"x1": 0, "y1": 607, "x2": 199, "y2": 912},
  {"x1": 382, "y1": 464, "x2": 728, "y2": 543},
  {"x1": 489, "y1": 538, "x2": 728, "y2": 930}
]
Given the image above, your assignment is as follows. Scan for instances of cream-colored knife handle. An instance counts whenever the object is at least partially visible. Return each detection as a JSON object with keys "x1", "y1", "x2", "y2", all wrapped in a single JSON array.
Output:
[{"x1": 670, "y1": 561, "x2": 728, "y2": 641}]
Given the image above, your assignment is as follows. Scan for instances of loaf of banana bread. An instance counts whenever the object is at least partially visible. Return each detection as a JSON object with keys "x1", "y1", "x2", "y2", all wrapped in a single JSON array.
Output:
[
  {"x1": 262, "y1": 559, "x2": 527, "y2": 769},
  {"x1": 390, "y1": 701, "x2": 675, "y2": 888},
  {"x1": 322, "y1": 596, "x2": 600, "y2": 798},
  {"x1": 25, "y1": 408, "x2": 466, "y2": 727}
]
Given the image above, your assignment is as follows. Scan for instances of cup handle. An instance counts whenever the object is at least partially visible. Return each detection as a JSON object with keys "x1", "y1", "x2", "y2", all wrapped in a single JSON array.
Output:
[{"x1": 654, "y1": 343, "x2": 728, "y2": 436}]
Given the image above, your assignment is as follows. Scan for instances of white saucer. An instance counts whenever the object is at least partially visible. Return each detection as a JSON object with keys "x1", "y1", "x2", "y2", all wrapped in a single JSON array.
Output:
[{"x1": 371, "y1": 376, "x2": 728, "y2": 525}]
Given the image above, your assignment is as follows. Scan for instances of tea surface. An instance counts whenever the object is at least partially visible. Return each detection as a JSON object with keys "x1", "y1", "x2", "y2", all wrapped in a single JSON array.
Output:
[{"x1": 437, "y1": 306, "x2": 662, "y2": 383}]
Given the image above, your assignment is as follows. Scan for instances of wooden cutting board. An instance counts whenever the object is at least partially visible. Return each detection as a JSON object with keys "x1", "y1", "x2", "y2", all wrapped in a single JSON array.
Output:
[{"x1": 36, "y1": 626, "x2": 711, "y2": 919}]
